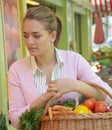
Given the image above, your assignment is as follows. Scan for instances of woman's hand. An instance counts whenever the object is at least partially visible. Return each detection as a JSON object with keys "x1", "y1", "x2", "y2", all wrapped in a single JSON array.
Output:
[
  {"x1": 44, "y1": 91, "x2": 57, "y2": 100},
  {"x1": 30, "y1": 91, "x2": 57, "y2": 108},
  {"x1": 47, "y1": 78, "x2": 75, "y2": 99}
]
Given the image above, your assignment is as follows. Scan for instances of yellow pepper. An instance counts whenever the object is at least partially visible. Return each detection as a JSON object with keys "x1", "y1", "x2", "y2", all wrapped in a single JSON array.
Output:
[{"x1": 74, "y1": 105, "x2": 92, "y2": 114}]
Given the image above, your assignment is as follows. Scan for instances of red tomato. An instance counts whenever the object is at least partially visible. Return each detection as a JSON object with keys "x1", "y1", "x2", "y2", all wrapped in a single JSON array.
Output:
[
  {"x1": 84, "y1": 98, "x2": 96, "y2": 110},
  {"x1": 94, "y1": 101, "x2": 107, "y2": 113}
]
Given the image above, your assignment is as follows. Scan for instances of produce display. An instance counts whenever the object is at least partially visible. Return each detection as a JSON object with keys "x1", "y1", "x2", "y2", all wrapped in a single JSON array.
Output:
[{"x1": 94, "y1": 46, "x2": 112, "y2": 58}]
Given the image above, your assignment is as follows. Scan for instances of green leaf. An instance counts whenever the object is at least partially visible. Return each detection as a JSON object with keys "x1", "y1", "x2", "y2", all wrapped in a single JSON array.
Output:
[{"x1": 19, "y1": 107, "x2": 44, "y2": 130}]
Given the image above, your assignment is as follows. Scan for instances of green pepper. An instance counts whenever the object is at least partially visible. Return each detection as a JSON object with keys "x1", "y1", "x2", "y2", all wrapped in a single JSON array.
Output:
[{"x1": 63, "y1": 99, "x2": 76, "y2": 109}]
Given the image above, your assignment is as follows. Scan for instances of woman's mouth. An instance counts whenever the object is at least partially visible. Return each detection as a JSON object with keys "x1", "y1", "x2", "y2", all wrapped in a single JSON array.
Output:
[{"x1": 28, "y1": 47, "x2": 37, "y2": 51}]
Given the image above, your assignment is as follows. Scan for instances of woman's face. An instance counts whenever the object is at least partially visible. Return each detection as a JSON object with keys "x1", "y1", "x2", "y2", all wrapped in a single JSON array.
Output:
[{"x1": 23, "y1": 19, "x2": 56, "y2": 57}]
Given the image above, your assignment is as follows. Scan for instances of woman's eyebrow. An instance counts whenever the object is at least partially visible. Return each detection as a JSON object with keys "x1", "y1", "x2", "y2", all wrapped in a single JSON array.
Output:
[{"x1": 23, "y1": 32, "x2": 40, "y2": 34}]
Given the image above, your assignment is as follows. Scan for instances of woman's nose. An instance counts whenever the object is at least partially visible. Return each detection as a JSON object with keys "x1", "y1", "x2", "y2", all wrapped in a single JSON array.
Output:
[{"x1": 27, "y1": 36, "x2": 34, "y2": 44}]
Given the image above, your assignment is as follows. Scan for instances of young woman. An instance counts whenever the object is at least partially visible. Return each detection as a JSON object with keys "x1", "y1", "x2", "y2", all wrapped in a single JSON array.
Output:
[{"x1": 8, "y1": 5, "x2": 112, "y2": 129}]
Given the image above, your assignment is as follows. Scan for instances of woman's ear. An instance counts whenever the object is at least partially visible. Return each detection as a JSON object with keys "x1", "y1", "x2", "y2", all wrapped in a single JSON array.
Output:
[{"x1": 51, "y1": 31, "x2": 57, "y2": 42}]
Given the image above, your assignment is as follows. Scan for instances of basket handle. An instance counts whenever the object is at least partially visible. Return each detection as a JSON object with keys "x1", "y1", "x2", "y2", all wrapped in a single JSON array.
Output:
[
  {"x1": 43, "y1": 81, "x2": 112, "y2": 115},
  {"x1": 43, "y1": 98, "x2": 54, "y2": 115}
]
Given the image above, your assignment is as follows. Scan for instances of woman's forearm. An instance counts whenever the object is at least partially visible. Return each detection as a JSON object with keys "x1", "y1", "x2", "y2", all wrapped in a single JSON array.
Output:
[
  {"x1": 48, "y1": 78, "x2": 106, "y2": 101},
  {"x1": 29, "y1": 91, "x2": 56, "y2": 108},
  {"x1": 72, "y1": 80, "x2": 106, "y2": 100},
  {"x1": 29, "y1": 95, "x2": 46, "y2": 108}
]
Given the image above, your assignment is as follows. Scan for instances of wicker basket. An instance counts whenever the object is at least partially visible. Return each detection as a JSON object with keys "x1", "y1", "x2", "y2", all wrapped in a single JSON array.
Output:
[
  {"x1": 40, "y1": 82, "x2": 112, "y2": 130},
  {"x1": 41, "y1": 112, "x2": 112, "y2": 130}
]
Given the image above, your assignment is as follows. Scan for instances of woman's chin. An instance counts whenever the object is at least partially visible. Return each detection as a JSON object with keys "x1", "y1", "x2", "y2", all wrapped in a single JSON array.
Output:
[
  {"x1": 29, "y1": 50, "x2": 37, "y2": 55},
  {"x1": 30, "y1": 52, "x2": 41, "y2": 57}
]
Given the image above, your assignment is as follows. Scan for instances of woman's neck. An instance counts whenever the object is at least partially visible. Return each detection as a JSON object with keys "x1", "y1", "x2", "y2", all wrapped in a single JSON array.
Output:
[{"x1": 35, "y1": 48, "x2": 57, "y2": 68}]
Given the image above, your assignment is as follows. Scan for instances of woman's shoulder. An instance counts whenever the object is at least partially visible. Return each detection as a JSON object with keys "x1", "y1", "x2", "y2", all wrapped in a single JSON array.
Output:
[
  {"x1": 58, "y1": 49, "x2": 88, "y2": 65},
  {"x1": 59, "y1": 49, "x2": 81, "y2": 58},
  {"x1": 9, "y1": 56, "x2": 30, "y2": 71}
]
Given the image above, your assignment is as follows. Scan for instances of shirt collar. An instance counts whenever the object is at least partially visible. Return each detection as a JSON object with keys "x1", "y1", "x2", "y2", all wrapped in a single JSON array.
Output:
[
  {"x1": 30, "y1": 56, "x2": 39, "y2": 75},
  {"x1": 30, "y1": 48, "x2": 64, "y2": 76},
  {"x1": 55, "y1": 48, "x2": 64, "y2": 65}
]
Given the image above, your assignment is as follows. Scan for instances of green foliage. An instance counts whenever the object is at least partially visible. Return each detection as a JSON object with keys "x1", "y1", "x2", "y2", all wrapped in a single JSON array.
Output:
[
  {"x1": 100, "y1": 59, "x2": 112, "y2": 66},
  {"x1": 19, "y1": 107, "x2": 44, "y2": 130},
  {"x1": 0, "y1": 113, "x2": 8, "y2": 130}
]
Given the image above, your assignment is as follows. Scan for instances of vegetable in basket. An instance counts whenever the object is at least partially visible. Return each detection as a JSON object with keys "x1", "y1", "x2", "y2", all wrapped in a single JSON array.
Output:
[
  {"x1": 74, "y1": 105, "x2": 92, "y2": 114},
  {"x1": 84, "y1": 98, "x2": 96, "y2": 110},
  {"x1": 94, "y1": 101, "x2": 107, "y2": 113},
  {"x1": 19, "y1": 107, "x2": 44, "y2": 130},
  {"x1": 19, "y1": 100, "x2": 76, "y2": 130},
  {"x1": 63, "y1": 99, "x2": 76, "y2": 109}
]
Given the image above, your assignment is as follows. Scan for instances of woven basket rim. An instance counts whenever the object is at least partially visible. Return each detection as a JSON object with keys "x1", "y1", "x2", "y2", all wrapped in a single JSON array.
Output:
[{"x1": 41, "y1": 112, "x2": 112, "y2": 122}]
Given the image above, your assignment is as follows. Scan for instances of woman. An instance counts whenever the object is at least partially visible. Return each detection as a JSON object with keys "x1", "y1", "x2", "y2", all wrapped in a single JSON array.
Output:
[{"x1": 8, "y1": 5, "x2": 112, "y2": 129}]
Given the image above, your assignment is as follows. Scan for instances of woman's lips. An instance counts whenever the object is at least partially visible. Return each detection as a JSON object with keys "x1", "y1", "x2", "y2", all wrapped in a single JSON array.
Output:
[
  {"x1": 28, "y1": 47, "x2": 37, "y2": 49},
  {"x1": 28, "y1": 47, "x2": 37, "y2": 51}
]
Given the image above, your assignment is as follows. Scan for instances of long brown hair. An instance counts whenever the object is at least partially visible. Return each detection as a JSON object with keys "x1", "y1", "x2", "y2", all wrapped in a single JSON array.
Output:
[{"x1": 23, "y1": 5, "x2": 62, "y2": 47}]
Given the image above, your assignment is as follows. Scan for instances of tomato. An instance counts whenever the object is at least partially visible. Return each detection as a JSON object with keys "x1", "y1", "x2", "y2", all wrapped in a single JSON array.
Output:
[
  {"x1": 94, "y1": 101, "x2": 107, "y2": 113},
  {"x1": 84, "y1": 98, "x2": 96, "y2": 110}
]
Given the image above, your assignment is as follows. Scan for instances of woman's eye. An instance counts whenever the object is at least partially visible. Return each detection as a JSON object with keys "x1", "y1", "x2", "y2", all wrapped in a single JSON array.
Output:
[
  {"x1": 23, "y1": 35, "x2": 28, "y2": 39},
  {"x1": 34, "y1": 35, "x2": 41, "y2": 38}
]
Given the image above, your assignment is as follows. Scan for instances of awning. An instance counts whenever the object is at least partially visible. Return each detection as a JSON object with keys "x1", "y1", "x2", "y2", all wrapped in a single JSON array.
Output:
[
  {"x1": 90, "y1": 0, "x2": 112, "y2": 17},
  {"x1": 89, "y1": 0, "x2": 112, "y2": 44}
]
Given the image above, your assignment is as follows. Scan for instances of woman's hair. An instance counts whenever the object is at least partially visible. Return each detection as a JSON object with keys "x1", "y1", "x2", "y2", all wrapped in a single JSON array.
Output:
[{"x1": 23, "y1": 5, "x2": 62, "y2": 47}]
